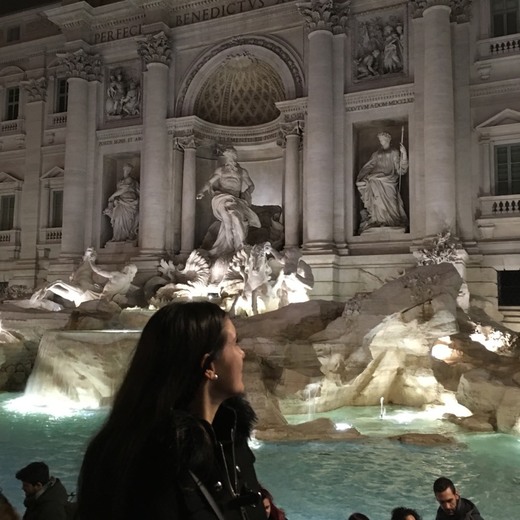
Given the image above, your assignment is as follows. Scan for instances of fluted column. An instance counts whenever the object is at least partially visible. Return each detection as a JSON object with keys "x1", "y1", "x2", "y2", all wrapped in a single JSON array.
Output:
[
  {"x1": 179, "y1": 135, "x2": 198, "y2": 254},
  {"x1": 298, "y1": 0, "x2": 350, "y2": 252},
  {"x1": 411, "y1": 0, "x2": 472, "y2": 235},
  {"x1": 137, "y1": 31, "x2": 171, "y2": 255},
  {"x1": 58, "y1": 49, "x2": 101, "y2": 259},
  {"x1": 280, "y1": 121, "x2": 303, "y2": 249}
]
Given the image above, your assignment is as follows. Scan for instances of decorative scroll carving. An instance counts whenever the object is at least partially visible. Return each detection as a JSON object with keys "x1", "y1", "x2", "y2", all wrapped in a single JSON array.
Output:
[
  {"x1": 409, "y1": 0, "x2": 472, "y2": 22},
  {"x1": 177, "y1": 134, "x2": 199, "y2": 150},
  {"x1": 20, "y1": 77, "x2": 47, "y2": 102},
  {"x1": 57, "y1": 49, "x2": 103, "y2": 81},
  {"x1": 137, "y1": 31, "x2": 172, "y2": 67},
  {"x1": 279, "y1": 120, "x2": 305, "y2": 142},
  {"x1": 297, "y1": 0, "x2": 351, "y2": 33}
]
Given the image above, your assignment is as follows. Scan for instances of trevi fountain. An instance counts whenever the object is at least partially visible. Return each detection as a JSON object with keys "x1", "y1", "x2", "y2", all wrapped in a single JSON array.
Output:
[{"x1": 0, "y1": 233, "x2": 519, "y2": 519}]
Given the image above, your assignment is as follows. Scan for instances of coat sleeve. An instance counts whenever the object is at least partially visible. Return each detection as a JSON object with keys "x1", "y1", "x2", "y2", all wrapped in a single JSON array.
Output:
[{"x1": 36, "y1": 501, "x2": 67, "y2": 520}]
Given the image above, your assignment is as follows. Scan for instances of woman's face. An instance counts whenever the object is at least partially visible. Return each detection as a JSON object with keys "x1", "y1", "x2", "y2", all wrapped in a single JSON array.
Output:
[
  {"x1": 263, "y1": 497, "x2": 271, "y2": 518},
  {"x1": 212, "y1": 318, "x2": 245, "y2": 398}
]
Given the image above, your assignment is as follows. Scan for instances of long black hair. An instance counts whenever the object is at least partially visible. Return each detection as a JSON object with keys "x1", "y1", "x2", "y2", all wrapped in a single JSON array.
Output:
[{"x1": 77, "y1": 301, "x2": 228, "y2": 520}]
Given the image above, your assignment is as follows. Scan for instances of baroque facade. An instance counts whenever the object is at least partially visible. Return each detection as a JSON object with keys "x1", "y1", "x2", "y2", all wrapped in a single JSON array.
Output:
[{"x1": 0, "y1": 0, "x2": 519, "y2": 324}]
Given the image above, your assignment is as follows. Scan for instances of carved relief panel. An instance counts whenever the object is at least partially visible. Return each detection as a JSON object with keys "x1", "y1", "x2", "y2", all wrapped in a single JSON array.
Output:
[
  {"x1": 353, "y1": 5, "x2": 408, "y2": 83},
  {"x1": 104, "y1": 65, "x2": 142, "y2": 121}
]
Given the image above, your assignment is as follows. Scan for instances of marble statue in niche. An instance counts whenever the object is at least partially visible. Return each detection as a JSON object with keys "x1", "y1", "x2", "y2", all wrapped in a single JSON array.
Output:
[
  {"x1": 354, "y1": 9, "x2": 405, "y2": 81},
  {"x1": 356, "y1": 130, "x2": 408, "y2": 234},
  {"x1": 197, "y1": 146, "x2": 261, "y2": 256},
  {"x1": 105, "y1": 68, "x2": 141, "y2": 118},
  {"x1": 104, "y1": 163, "x2": 140, "y2": 242}
]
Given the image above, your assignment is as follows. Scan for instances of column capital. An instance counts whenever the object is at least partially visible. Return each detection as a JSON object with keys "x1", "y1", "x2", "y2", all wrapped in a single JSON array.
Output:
[
  {"x1": 137, "y1": 31, "x2": 172, "y2": 68},
  {"x1": 20, "y1": 77, "x2": 47, "y2": 103},
  {"x1": 177, "y1": 134, "x2": 199, "y2": 150},
  {"x1": 57, "y1": 49, "x2": 103, "y2": 81},
  {"x1": 280, "y1": 119, "x2": 305, "y2": 141},
  {"x1": 409, "y1": 0, "x2": 472, "y2": 23},
  {"x1": 297, "y1": 0, "x2": 351, "y2": 34}
]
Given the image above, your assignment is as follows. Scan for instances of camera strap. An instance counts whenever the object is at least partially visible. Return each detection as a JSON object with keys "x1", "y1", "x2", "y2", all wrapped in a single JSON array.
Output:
[{"x1": 189, "y1": 470, "x2": 226, "y2": 520}]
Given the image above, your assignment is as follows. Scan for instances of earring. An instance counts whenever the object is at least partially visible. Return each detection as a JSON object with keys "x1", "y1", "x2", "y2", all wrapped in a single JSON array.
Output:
[{"x1": 212, "y1": 374, "x2": 219, "y2": 381}]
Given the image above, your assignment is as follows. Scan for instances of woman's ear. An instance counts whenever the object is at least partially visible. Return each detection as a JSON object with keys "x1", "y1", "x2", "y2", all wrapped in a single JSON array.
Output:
[{"x1": 201, "y1": 353, "x2": 216, "y2": 381}]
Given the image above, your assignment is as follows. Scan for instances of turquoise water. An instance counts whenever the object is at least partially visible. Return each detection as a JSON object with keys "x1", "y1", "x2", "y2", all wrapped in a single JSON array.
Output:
[{"x1": 1, "y1": 393, "x2": 519, "y2": 520}]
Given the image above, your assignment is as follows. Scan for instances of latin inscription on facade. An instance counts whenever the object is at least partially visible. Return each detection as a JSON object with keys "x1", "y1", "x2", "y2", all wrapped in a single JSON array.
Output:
[
  {"x1": 94, "y1": 24, "x2": 142, "y2": 44},
  {"x1": 173, "y1": 0, "x2": 292, "y2": 27}
]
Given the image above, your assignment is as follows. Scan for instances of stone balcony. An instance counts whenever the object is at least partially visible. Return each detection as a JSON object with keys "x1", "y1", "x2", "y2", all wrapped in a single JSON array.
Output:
[
  {"x1": 39, "y1": 227, "x2": 63, "y2": 243},
  {"x1": 0, "y1": 119, "x2": 23, "y2": 134},
  {"x1": 47, "y1": 112, "x2": 67, "y2": 128},
  {"x1": 478, "y1": 33, "x2": 520, "y2": 58},
  {"x1": 475, "y1": 33, "x2": 520, "y2": 80},
  {"x1": 477, "y1": 194, "x2": 520, "y2": 240}
]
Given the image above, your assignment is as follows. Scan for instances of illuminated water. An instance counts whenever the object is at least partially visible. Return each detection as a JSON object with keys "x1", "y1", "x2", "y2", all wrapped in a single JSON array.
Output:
[{"x1": 1, "y1": 393, "x2": 519, "y2": 520}]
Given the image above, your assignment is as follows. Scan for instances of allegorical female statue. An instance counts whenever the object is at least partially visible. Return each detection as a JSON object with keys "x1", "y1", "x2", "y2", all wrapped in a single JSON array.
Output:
[
  {"x1": 356, "y1": 131, "x2": 408, "y2": 233},
  {"x1": 104, "y1": 163, "x2": 140, "y2": 242}
]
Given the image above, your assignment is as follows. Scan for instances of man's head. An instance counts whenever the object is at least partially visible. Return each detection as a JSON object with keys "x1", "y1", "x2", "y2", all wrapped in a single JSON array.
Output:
[
  {"x1": 15, "y1": 462, "x2": 50, "y2": 497},
  {"x1": 433, "y1": 477, "x2": 459, "y2": 515}
]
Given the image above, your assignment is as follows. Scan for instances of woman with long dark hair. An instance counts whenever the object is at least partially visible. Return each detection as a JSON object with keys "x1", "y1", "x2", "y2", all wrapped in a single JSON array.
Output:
[{"x1": 77, "y1": 301, "x2": 266, "y2": 520}]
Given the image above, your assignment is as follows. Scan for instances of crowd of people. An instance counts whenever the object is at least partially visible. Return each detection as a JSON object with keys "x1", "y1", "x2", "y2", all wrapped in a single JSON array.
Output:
[{"x1": 2, "y1": 302, "x2": 485, "y2": 520}]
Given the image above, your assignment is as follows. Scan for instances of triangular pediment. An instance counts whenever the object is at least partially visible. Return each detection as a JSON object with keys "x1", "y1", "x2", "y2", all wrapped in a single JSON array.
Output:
[
  {"x1": 0, "y1": 65, "x2": 25, "y2": 77},
  {"x1": 41, "y1": 166, "x2": 64, "y2": 179},
  {"x1": 0, "y1": 171, "x2": 22, "y2": 184},
  {"x1": 477, "y1": 109, "x2": 520, "y2": 129}
]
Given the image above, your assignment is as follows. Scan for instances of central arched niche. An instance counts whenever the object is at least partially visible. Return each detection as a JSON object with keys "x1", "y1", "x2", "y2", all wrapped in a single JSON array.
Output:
[
  {"x1": 194, "y1": 52, "x2": 285, "y2": 126},
  {"x1": 177, "y1": 36, "x2": 304, "y2": 120}
]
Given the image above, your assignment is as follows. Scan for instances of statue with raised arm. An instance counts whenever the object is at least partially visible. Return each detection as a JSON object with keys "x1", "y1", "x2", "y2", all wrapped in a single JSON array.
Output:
[
  {"x1": 104, "y1": 163, "x2": 140, "y2": 242},
  {"x1": 197, "y1": 146, "x2": 261, "y2": 257},
  {"x1": 87, "y1": 261, "x2": 138, "y2": 304},
  {"x1": 356, "y1": 131, "x2": 408, "y2": 233}
]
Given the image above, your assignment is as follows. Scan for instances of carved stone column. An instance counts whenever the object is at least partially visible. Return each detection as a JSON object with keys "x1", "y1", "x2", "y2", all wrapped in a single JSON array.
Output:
[
  {"x1": 137, "y1": 31, "x2": 171, "y2": 255},
  {"x1": 280, "y1": 121, "x2": 303, "y2": 249},
  {"x1": 298, "y1": 0, "x2": 350, "y2": 252},
  {"x1": 178, "y1": 135, "x2": 198, "y2": 254},
  {"x1": 58, "y1": 49, "x2": 102, "y2": 260},
  {"x1": 172, "y1": 138, "x2": 184, "y2": 252},
  {"x1": 411, "y1": 0, "x2": 472, "y2": 235},
  {"x1": 13, "y1": 78, "x2": 48, "y2": 285}
]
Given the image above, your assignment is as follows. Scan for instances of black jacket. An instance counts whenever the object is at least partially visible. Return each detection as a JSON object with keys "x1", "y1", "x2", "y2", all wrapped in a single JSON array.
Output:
[
  {"x1": 78, "y1": 396, "x2": 266, "y2": 520},
  {"x1": 435, "y1": 497, "x2": 484, "y2": 520},
  {"x1": 23, "y1": 478, "x2": 68, "y2": 520}
]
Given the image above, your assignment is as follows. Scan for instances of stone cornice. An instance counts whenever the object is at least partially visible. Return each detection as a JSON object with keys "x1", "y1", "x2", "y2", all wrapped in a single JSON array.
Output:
[
  {"x1": 97, "y1": 125, "x2": 143, "y2": 146},
  {"x1": 167, "y1": 115, "x2": 282, "y2": 145},
  {"x1": 276, "y1": 98, "x2": 307, "y2": 122},
  {"x1": 345, "y1": 84, "x2": 414, "y2": 112},
  {"x1": 470, "y1": 79, "x2": 520, "y2": 99}
]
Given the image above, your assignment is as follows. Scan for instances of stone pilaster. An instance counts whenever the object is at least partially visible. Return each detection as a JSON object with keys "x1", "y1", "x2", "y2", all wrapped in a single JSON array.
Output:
[
  {"x1": 178, "y1": 135, "x2": 198, "y2": 254},
  {"x1": 298, "y1": 0, "x2": 350, "y2": 252},
  {"x1": 58, "y1": 50, "x2": 102, "y2": 261},
  {"x1": 137, "y1": 31, "x2": 171, "y2": 255},
  {"x1": 171, "y1": 138, "x2": 184, "y2": 253},
  {"x1": 13, "y1": 77, "x2": 47, "y2": 286},
  {"x1": 280, "y1": 120, "x2": 304, "y2": 249}
]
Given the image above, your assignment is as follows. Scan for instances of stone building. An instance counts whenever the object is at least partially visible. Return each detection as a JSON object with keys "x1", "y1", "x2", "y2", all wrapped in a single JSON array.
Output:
[{"x1": 0, "y1": 0, "x2": 519, "y2": 325}]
